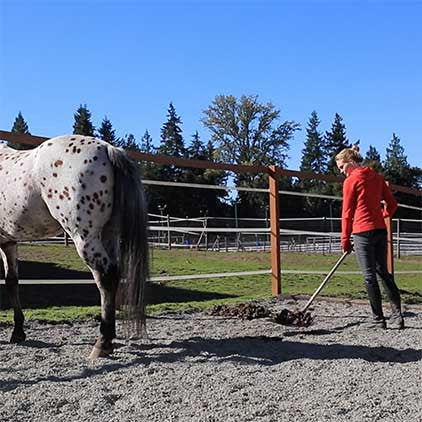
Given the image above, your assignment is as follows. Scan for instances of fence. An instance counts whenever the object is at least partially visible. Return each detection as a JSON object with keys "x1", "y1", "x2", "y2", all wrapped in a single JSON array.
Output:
[{"x1": 1, "y1": 130, "x2": 421, "y2": 296}]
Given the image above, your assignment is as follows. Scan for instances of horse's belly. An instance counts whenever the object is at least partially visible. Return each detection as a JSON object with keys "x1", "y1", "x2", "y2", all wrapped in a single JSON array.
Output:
[{"x1": 0, "y1": 191, "x2": 61, "y2": 241}]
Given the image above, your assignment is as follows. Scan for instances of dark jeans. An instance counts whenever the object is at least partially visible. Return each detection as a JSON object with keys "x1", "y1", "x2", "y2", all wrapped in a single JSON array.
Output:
[{"x1": 353, "y1": 229, "x2": 402, "y2": 321}]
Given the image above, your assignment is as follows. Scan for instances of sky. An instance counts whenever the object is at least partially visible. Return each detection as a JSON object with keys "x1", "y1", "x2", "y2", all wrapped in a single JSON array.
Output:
[{"x1": 1, "y1": 0, "x2": 421, "y2": 171}]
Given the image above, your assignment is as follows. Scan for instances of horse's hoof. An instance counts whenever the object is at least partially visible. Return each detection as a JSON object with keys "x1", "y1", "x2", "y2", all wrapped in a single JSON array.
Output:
[
  {"x1": 10, "y1": 332, "x2": 26, "y2": 344},
  {"x1": 89, "y1": 345, "x2": 113, "y2": 359}
]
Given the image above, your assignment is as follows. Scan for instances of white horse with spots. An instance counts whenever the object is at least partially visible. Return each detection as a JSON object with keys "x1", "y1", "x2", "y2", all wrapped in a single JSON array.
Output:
[{"x1": 0, "y1": 135, "x2": 149, "y2": 358}]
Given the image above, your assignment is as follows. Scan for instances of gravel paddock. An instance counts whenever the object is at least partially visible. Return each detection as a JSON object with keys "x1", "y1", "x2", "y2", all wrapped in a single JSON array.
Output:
[{"x1": 1, "y1": 299, "x2": 422, "y2": 422}]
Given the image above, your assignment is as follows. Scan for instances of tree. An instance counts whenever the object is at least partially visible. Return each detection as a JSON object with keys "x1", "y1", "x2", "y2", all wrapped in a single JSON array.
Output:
[
  {"x1": 97, "y1": 116, "x2": 117, "y2": 145},
  {"x1": 383, "y1": 133, "x2": 412, "y2": 186},
  {"x1": 159, "y1": 103, "x2": 185, "y2": 158},
  {"x1": 152, "y1": 103, "x2": 187, "y2": 216},
  {"x1": 8, "y1": 112, "x2": 33, "y2": 150},
  {"x1": 73, "y1": 104, "x2": 95, "y2": 136},
  {"x1": 300, "y1": 111, "x2": 326, "y2": 174},
  {"x1": 364, "y1": 145, "x2": 383, "y2": 173},
  {"x1": 140, "y1": 130, "x2": 155, "y2": 154},
  {"x1": 138, "y1": 130, "x2": 160, "y2": 211},
  {"x1": 182, "y1": 132, "x2": 228, "y2": 217},
  {"x1": 383, "y1": 134, "x2": 420, "y2": 217},
  {"x1": 299, "y1": 111, "x2": 328, "y2": 216},
  {"x1": 117, "y1": 133, "x2": 142, "y2": 152},
  {"x1": 202, "y1": 94, "x2": 300, "y2": 216},
  {"x1": 324, "y1": 113, "x2": 350, "y2": 175}
]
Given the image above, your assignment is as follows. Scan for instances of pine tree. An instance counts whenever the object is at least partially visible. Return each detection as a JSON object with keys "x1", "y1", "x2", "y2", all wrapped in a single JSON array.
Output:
[
  {"x1": 383, "y1": 133, "x2": 412, "y2": 186},
  {"x1": 118, "y1": 133, "x2": 141, "y2": 152},
  {"x1": 151, "y1": 103, "x2": 187, "y2": 216},
  {"x1": 182, "y1": 133, "x2": 228, "y2": 217},
  {"x1": 73, "y1": 104, "x2": 95, "y2": 136},
  {"x1": 299, "y1": 111, "x2": 327, "y2": 216},
  {"x1": 300, "y1": 111, "x2": 327, "y2": 174},
  {"x1": 97, "y1": 116, "x2": 117, "y2": 145},
  {"x1": 364, "y1": 145, "x2": 383, "y2": 173},
  {"x1": 8, "y1": 111, "x2": 33, "y2": 150},
  {"x1": 325, "y1": 113, "x2": 349, "y2": 175},
  {"x1": 383, "y1": 133, "x2": 421, "y2": 217},
  {"x1": 138, "y1": 130, "x2": 158, "y2": 191},
  {"x1": 140, "y1": 130, "x2": 155, "y2": 154},
  {"x1": 159, "y1": 103, "x2": 185, "y2": 157}
]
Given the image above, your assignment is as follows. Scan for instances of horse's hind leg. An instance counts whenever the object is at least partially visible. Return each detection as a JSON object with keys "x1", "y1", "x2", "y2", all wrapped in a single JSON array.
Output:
[
  {"x1": 0, "y1": 242, "x2": 25, "y2": 343},
  {"x1": 73, "y1": 235, "x2": 118, "y2": 358},
  {"x1": 89, "y1": 265, "x2": 119, "y2": 359}
]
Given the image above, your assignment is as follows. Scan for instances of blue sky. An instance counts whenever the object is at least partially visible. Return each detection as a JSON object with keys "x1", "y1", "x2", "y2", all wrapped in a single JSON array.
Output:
[{"x1": 1, "y1": 0, "x2": 421, "y2": 170}]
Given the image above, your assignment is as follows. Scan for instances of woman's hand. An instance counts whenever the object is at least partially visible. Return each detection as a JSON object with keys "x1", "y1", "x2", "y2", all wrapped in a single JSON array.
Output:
[{"x1": 342, "y1": 239, "x2": 353, "y2": 254}]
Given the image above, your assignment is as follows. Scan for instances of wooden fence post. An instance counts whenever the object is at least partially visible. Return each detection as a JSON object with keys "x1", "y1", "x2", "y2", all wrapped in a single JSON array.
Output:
[
  {"x1": 268, "y1": 165, "x2": 281, "y2": 296},
  {"x1": 384, "y1": 183, "x2": 394, "y2": 275}
]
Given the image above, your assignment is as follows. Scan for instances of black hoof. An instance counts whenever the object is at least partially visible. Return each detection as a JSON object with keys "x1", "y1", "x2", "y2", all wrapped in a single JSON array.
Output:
[
  {"x1": 89, "y1": 339, "x2": 114, "y2": 359},
  {"x1": 10, "y1": 331, "x2": 26, "y2": 343}
]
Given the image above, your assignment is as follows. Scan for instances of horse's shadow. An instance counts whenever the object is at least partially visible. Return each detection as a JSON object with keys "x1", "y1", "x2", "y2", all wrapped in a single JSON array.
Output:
[
  {"x1": 1, "y1": 269, "x2": 236, "y2": 309},
  {"x1": 136, "y1": 334, "x2": 422, "y2": 366}
]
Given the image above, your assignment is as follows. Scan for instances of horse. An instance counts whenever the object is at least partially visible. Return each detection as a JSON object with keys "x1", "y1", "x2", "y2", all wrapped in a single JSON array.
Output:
[{"x1": 0, "y1": 135, "x2": 149, "y2": 358}]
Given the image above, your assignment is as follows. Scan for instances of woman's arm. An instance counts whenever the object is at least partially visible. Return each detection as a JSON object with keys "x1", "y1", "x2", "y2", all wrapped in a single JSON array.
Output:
[
  {"x1": 382, "y1": 181, "x2": 398, "y2": 218},
  {"x1": 341, "y1": 178, "x2": 357, "y2": 252}
]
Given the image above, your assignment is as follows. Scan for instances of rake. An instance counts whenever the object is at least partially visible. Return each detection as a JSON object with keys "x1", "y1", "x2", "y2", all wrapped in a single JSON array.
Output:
[{"x1": 274, "y1": 251, "x2": 350, "y2": 327}]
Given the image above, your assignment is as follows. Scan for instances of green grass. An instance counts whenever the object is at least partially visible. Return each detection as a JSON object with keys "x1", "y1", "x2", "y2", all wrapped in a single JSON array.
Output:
[{"x1": 0, "y1": 244, "x2": 420, "y2": 324}]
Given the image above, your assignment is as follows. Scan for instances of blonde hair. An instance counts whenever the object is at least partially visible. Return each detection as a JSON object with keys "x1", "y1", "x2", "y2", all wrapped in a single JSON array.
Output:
[{"x1": 335, "y1": 144, "x2": 363, "y2": 163}]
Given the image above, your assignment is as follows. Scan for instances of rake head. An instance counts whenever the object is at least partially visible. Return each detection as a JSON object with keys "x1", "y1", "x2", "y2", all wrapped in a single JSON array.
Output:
[{"x1": 273, "y1": 308, "x2": 314, "y2": 327}]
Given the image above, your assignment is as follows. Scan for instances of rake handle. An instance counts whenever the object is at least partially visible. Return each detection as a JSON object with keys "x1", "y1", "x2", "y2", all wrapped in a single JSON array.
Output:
[{"x1": 301, "y1": 251, "x2": 350, "y2": 313}]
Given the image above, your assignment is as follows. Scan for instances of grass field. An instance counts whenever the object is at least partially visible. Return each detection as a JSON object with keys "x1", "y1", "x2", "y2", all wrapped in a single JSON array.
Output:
[{"x1": 0, "y1": 244, "x2": 420, "y2": 323}]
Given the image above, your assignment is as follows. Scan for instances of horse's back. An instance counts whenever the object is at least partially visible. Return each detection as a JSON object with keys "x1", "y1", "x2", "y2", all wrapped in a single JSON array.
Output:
[{"x1": 34, "y1": 136, "x2": 115, "y2": 242}]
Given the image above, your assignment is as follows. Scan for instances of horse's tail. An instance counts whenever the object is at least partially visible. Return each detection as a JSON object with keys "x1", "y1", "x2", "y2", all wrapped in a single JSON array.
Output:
[{"x1": 106, "y1": 145, "x2": 149, "y2": 336}]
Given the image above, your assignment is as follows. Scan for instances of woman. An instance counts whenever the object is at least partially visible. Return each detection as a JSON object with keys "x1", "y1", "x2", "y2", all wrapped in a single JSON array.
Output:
[{"x1": 336, "y1": 145, "x2": 404, "y2": 329}]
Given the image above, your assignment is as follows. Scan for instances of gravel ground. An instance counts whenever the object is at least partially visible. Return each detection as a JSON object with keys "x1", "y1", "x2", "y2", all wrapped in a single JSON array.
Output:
[{"x1": 1, "y1": 298, "x2": 422, "y2": 422}]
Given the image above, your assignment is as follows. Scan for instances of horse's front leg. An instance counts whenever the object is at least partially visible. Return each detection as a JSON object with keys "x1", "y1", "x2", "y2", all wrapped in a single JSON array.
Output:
[
  {"x1": 89, "y1": 266, "x2": 119, "y2": 359},
  {"x1": 0, "y1": 242, "x2": 26, "y2": 343}
]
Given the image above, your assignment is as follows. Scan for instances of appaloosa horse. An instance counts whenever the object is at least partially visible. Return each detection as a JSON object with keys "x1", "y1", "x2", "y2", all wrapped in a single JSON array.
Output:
[{"x1": 0, "y1": 135, "x2": 149, "y2": 358}]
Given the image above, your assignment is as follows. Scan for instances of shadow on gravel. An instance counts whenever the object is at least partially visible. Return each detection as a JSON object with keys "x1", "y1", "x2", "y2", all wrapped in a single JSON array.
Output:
[{"x1": 141, "y1": 336, "x2": 422, "y2": 366}]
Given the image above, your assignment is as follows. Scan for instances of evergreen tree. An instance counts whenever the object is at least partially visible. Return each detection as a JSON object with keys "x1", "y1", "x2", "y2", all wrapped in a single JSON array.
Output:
[
  {"x1": 73, "y1": 104, "x2": 95, "y2": 136},
  {"x1": 300, "y1": 111, "x2": 326, "y2": 174},
  {"x1": 322, "y1": 113, "x2": 350, "y2": 215},
  {"x1": 8, "y1": 111, "x2": 33, "y2": 150},
  {"x1": 298, "y1": 111, "x2": 327, "y2": 216},
  {"x1": 140, "y1": 130, "x2": 155, "y2": 154},
  {"x1": 159, "y1": 103, "x2": 185, "y2": 158},
  {"x1": 324, "y1": 113, "x2": 349, "y2": 175},
  {"x1": 182, "y1": 132, "x2": 228, "y2": 217},
  {"x1": 383, "y1": 134, "x2": 421, "y2": 217},
  {"x1": 153, "y1": 103, "x2": 187, "y2": 216},
  {"x1": 97, "y1": 116, "x2": 117, "y2": 145},
  {"x1": 138, "y1": 130, "x2": 160, "y2": 211},
  {"x1": 383, "y1": 133, "x2": 412, "y2": 186},
  {"x1": 118, "y1": 133, "x2": 142, "y2": 152},
  {"x1": 364, "y1": 145, "x2": 383, "y2": 173}
]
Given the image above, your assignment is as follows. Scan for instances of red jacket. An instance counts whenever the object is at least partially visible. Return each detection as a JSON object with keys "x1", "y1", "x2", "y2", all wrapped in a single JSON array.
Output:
[{"x1": 341, "y1": 167, "x2": 397, "y2": 249}]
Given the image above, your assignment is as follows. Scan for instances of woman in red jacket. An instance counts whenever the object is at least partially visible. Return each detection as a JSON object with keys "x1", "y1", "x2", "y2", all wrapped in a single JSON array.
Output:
[{"x1": 336, "y1": 145, "x2": 404, "y2": 329}]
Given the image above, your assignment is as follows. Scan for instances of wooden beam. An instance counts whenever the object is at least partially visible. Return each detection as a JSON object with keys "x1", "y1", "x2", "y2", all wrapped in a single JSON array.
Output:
[
  {"x1": 269, "y1": 165, "x2": 281, "y2": 296},
  {"x1": 384, "y1": 183, "x2": 395, "y2": 275}
]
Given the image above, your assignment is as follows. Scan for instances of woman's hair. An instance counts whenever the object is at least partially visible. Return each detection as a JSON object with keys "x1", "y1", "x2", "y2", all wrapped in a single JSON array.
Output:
[{"x1": 335, "y1": 144, "x2": 363, "y2": 163}]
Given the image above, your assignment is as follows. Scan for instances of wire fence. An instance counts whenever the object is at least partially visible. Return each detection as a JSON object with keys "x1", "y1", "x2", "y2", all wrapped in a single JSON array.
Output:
[{"x1": 24, "y1": 215, "x2": 422, "y2": 257}]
